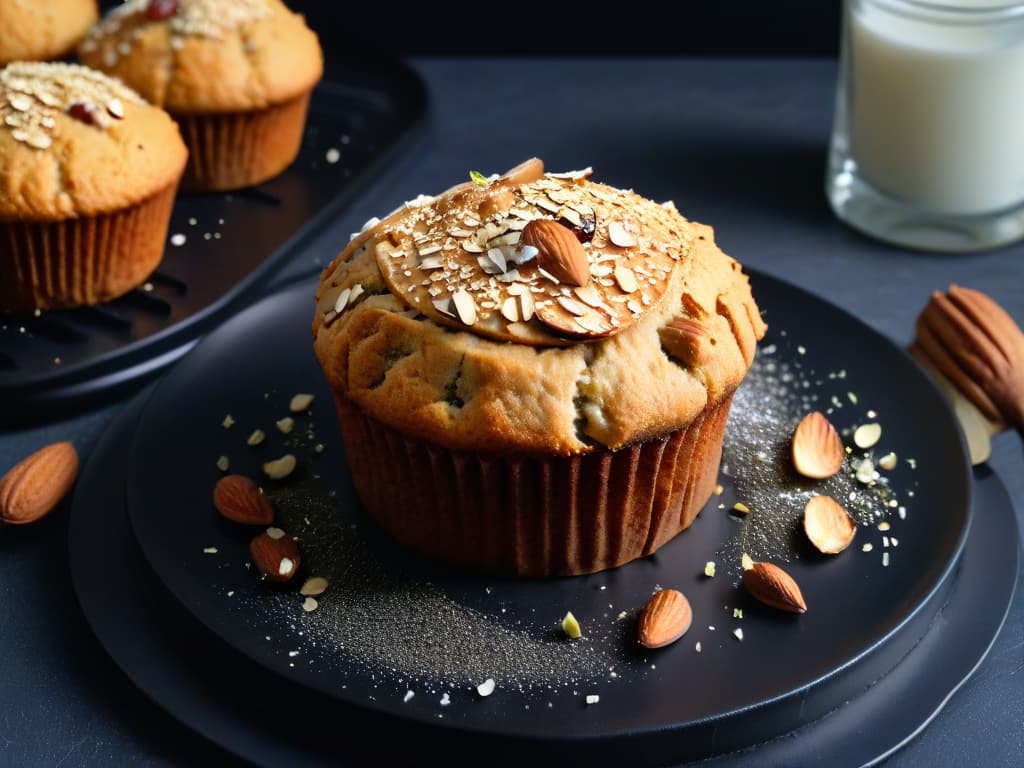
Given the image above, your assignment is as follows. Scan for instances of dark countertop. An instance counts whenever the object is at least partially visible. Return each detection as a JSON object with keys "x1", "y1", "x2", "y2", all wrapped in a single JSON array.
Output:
[{"x1": 1, "y1": 58, "x2": 1022, "y2": 767}]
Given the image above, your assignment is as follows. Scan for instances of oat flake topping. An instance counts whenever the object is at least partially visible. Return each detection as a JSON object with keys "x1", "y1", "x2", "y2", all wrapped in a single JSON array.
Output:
[
  {"x1": 318, "y1": 159, "x2": 698, "y2": 346},
  {"x1": 81, "y1": 0, "x2": 273, "y2": 60},
  {"x1": 0, "y1": 63, "x2": 143, "y2": 150}
]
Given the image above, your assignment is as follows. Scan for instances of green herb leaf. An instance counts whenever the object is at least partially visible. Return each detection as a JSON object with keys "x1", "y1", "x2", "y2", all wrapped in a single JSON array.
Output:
[{"x1": 469, "y1": 170, "x2": 490, "y2": 187}]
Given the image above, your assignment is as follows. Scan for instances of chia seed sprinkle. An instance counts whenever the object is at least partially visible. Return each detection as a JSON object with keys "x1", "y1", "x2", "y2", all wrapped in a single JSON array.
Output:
[
  {"x1": 719, "y1": 343, "x2": 903, "y2": 575},
  {"x1": 230, "y1": 483, "x2": 623, "y2": 693}
]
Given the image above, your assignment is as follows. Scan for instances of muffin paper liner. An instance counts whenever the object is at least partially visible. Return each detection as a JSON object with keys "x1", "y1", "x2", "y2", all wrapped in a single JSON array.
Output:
[
  {"x1": 0, "y1": 182, "x2": 178, "y2": 313},
  {"x1": 333, "y1": 393, "x2": 733, "y2": 577},
  {"x1": 178, "y1": 92, "x2": 312, "y2": 192}
]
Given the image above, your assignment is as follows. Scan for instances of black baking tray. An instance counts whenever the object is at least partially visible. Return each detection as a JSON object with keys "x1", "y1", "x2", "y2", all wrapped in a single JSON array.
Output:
[{"x1": 0, "y1": 54, "x2": 426, "y2": 419}]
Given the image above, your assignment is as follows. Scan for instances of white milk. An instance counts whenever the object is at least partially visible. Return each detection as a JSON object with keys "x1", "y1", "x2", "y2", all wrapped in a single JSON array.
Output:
[{"x1": 848, "y1": 0, "x2": 1024, "y2": 215}]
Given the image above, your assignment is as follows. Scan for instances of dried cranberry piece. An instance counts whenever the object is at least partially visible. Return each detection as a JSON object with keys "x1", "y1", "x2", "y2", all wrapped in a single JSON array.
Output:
[
  {"x1": 147, "y1": 0, "x2": 178, "y2": 21},
  {"x1": 559, "y1": 214, "x2": 596, "y2": 243},
  {"x1": 66, "y1": 101, "x2": 101, "y2": 126}
]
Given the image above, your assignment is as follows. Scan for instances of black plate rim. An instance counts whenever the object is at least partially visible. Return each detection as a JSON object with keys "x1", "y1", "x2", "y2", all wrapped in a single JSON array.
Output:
[
  {"x1": 121, "y1": 269, "x2": 974, "y2": 747},
  {"x1": 67, "y1": 382, "x2": 1017, "y2": 767}
]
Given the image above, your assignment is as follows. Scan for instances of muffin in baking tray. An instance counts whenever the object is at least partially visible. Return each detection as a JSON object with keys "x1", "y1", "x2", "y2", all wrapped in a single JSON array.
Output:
[
  {"x1": 0, "y1": 62, "x2": 187, "y2": 313},
  {"x1": 312, "y1": 158, "x2": 767, "y2": 577},
  {"x1": 0, "y1": 0, "x2": 98, "y2": 64},
  {"x1": 78, "y1": 0, "x2": 323, "y2": 192}
]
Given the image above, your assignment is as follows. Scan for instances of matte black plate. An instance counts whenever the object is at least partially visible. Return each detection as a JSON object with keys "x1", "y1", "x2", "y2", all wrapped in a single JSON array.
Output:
[
  {"x1": 69, "y1": 350, "x2": 1017, "y2": 767},
  {"x1": 115, "y1": 272, "x2": 971, "y2": 760},
  {"x1": 0, "y1": 55, "x2": 425, "y2": 415}
]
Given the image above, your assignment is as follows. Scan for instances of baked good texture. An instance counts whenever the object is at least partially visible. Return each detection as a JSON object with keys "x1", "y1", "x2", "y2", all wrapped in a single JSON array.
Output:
[
  {"x1": 0, "y1": 0, "x2": 98, "y2": 64},
  {"x1": 313, "y1": 159, "x2": 766, "y2": 576},
  {"x1": 0, "y1": 62, "x2": 187, "y2": 312},
  {"x1": 78, "y1": 0, "x2": 323, "y2": 191}
]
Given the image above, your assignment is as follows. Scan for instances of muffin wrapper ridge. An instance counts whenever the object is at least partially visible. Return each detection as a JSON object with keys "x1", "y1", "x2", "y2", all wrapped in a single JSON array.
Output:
[
  {"x1": 178, "y1": 92, "x2": 312, "y2": 192},
  {"x1": 334, "y1": 394, "x2": 733, "y2": 577},
  {"x1": 0, "y1": 183, "x2": 178, "y2": 313}
]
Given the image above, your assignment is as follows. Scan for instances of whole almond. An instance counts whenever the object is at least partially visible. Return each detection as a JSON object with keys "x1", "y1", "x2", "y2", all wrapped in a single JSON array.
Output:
[
  {"x1": 0, "y1": 442, "x2": 79, "y2": 525},
  {"x1": 637, "y1": 588, "x2": 693, "y2": 648},
  {"x1": 521, "y1": 218, "x2": 590, "y2": 286},
  {"x1": 213, "y1": 474, "x2": 274, "y2": 525},
  {"x1": 743, "y1": 561, "x2": 807, "y2": 613},
  {"x1": 250, "y1": 528, "x2": 301, "y2": 582},
  {"x1": 791, "y1": 411, "x2": 844, "y2": 479},
  {"x1": 659, "y1": 316, "x2": 713, "y2": 368},
  {"x1": 803, "y1": 495, "x2": 856, "y2": 554},
  {"x1": 916, "y1": 284, "x2": 1024, "y2": 431}
]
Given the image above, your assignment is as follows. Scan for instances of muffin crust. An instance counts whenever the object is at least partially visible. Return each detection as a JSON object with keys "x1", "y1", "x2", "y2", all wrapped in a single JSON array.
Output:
[
  {"x1": 0, "y1": 62, "x2": 187, "y2": 220},
  {"x1": 313, "y1": 160, "x2": 766, "y2": 456},
  {"x1": 0, "y1": 0, "x2": 98, "y2": 64},
  {"x1": 78, "y1": 0, "x2": 322, "y2": 114}
]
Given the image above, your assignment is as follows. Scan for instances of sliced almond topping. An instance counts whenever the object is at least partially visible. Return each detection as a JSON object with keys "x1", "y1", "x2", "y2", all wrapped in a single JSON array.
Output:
[
  {"x1": 500, "y1": 296, "x2": 519, "y2": 323},
  {"x1": 803, "y1": 495, "x2": 857, "y2": 554},
  {"x1": 452, "y1": 289, "x2": 478, "y2": 326},
  {"x1": 557, "y1": 296, "x2": 589, "y2": 316},
  {"x1": 573, "y1": 284, "x2": 603, "y2": 307},
  {"x1": 575, "y1": 313, "x2": 615, "y2": 335},
  {"x1": 518, "y1": 291, "x2": 535, "y2": 321},
  {"x1": 500, "y1": 156, "x2": 544, "y2": 186},
  {"x1": 535, "y1": 298, "x2": 615, "y2": 339},
  {"x1": 791, "y1": 411, "x2": 844, "y2": 479},
  {"x1": 334, "y1": 287, "x2": 352, "y2": 314},
  {"x1": 608, "y1": 220, "x2": 638, "y2": 247},
  {"x1": 614, "y1": 265, "x2": 639, "y2": 294}
]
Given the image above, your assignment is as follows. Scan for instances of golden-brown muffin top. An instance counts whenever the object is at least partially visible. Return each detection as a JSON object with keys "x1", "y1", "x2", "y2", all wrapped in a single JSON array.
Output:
[
  {"x1": 0, "y1": 0, "x2": 98, "y2": 65},
  {"x1": 0, "y1": 61, "x2": 188, "y2": 221},
  {"x1": 313, "y1": 159, "x2": 767, "y2": 457},
  {"x1": 78, "y1": 0, "x2": 323, "y2": 114}
]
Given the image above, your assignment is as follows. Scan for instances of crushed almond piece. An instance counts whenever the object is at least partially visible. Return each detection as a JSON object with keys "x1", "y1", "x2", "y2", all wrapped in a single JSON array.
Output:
[{"x1": 561, "y1": 611, "x2": 582, "y2": 639}]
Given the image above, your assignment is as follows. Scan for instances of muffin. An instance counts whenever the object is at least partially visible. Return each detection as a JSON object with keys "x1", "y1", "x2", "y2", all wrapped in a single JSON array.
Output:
[
  {"x1": 0, "y1": 62, "x2": 187, "y2": 313},
  {"x1": 312, "y1": 159, "x2": 767, "y2": 577},
  {"x1": 78, "y1": 0, "x2": 322, "y2": 191},
  {"x1": 0, "y1": 0, "x2": 98, "y2": 64}
]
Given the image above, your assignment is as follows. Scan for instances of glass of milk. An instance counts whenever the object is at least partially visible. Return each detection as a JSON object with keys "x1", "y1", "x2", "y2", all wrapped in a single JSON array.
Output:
[{"x1": 826, "y1": 0, "x2": 1024, "y2": 251}]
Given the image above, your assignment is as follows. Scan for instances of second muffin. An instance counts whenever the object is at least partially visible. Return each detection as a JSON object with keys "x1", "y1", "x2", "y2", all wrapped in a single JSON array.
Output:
[
  {"x1": 0, "y1": 61, "x2": 187, "y2": 312},
  {"x1": 79, "y1": 0, "x2": 323, "y2": 191},
  {"x1": 0, "y1": 0, "x2": 98, "y2": 64}
]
